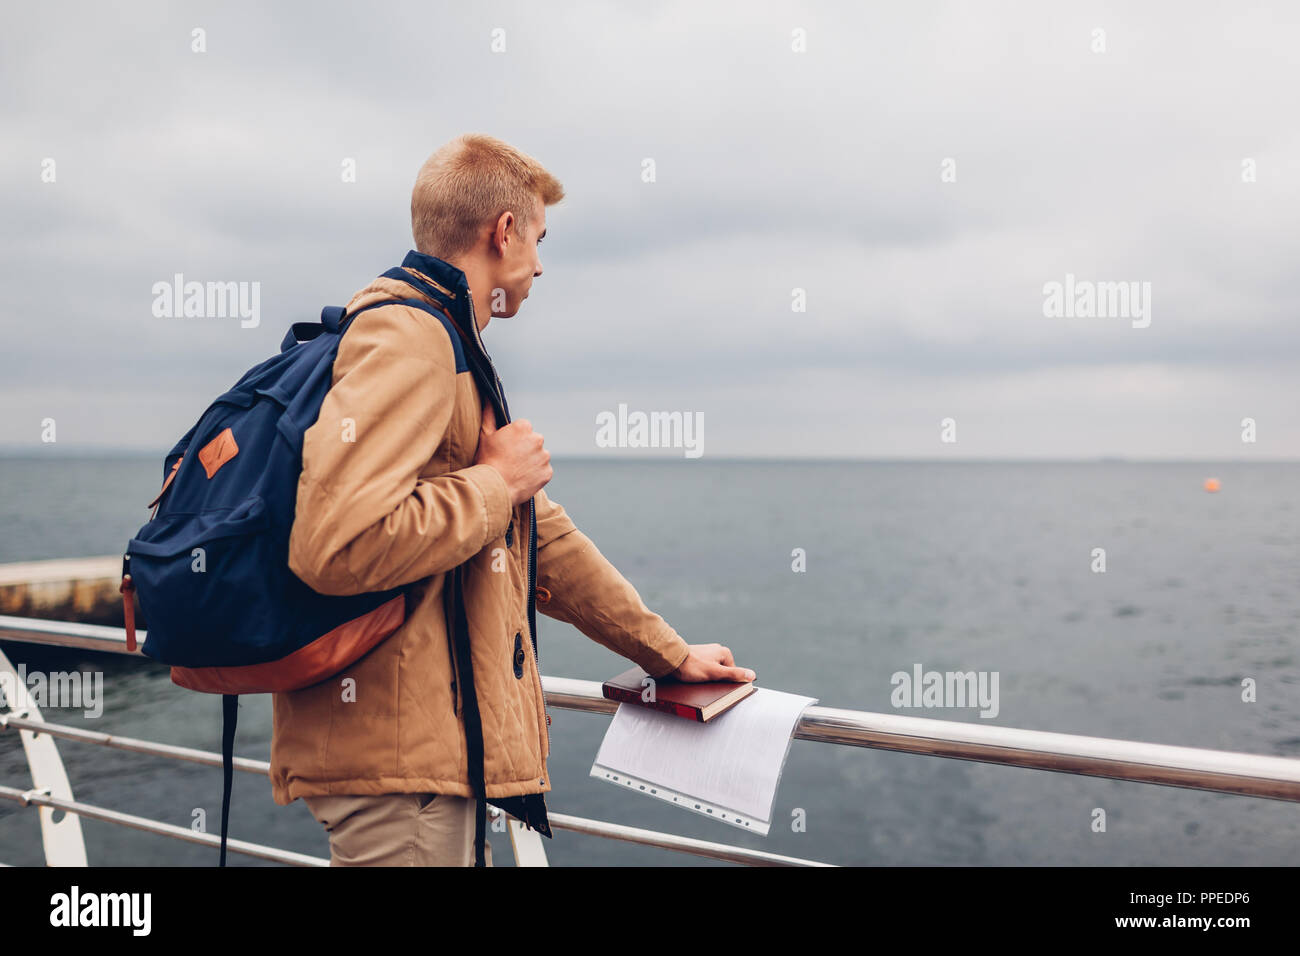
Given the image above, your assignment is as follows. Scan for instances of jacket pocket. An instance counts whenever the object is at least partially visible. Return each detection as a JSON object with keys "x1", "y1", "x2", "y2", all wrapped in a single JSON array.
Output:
[{"x1": 517, "y1": 620, "x2": 549, "y2": 761}]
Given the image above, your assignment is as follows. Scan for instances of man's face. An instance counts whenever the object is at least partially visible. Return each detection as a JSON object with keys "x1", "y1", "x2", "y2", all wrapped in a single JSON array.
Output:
[{"x1": 494, "y1": 194, "x2": 546, "y2": 317}]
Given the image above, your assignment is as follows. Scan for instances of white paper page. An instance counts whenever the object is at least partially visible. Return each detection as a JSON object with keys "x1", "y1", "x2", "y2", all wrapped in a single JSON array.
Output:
[{"x1": 591, "y1": 687, "x2": 817, "y2": 835}]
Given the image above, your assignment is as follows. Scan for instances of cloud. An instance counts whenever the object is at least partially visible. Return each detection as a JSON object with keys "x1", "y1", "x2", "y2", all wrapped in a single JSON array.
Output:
[{"x1": 2, "y1": 0, "x2": 1298, "y2": 458}]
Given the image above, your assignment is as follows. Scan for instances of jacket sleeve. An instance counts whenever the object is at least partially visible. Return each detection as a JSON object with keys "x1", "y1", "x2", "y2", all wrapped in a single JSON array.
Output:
[
  {"x1": 287, "y1": 303, "x2": 514, "y2": 596},
  {"x1": 532, "y1": 487, "x2": 691, "y2": 678}
]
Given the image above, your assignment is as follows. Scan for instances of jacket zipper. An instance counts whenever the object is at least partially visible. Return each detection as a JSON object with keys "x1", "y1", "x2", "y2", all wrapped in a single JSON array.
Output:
[
  {"x1": 528, "y1": 496, "x2": 547, "y2": 756},
  {"x1": 527, "y1": 592, "x2": 550, "y2": 759},
  {"x1": 465, "y1": 290, "x2": 550, "y2": 761}
]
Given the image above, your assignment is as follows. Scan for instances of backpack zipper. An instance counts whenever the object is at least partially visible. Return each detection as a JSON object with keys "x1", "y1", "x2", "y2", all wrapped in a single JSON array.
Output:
[{"x1": 147, "y1": 455, "x2": 184, "y2": 520}]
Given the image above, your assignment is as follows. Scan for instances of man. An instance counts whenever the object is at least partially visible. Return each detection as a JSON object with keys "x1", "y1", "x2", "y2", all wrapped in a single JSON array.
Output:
[{"x1": 269, "y1": 133, "x2": 754, "y2": 866}]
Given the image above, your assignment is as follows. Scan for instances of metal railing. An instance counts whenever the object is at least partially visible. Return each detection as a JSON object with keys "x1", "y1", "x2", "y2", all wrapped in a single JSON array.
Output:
[{"x1": 3, "y1": 613, "x2": 1300, "y2": 867}]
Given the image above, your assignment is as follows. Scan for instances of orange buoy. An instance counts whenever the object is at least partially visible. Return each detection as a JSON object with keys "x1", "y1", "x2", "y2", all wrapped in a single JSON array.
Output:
[{"x1": 1204, "y1": 477, "x2": 1221, "y2": 493}]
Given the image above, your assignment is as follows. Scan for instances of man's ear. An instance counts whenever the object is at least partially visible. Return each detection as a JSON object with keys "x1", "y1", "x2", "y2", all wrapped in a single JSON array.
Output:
[{"x1": 493, "y1": 211, "x2": 513, "y2": 256}]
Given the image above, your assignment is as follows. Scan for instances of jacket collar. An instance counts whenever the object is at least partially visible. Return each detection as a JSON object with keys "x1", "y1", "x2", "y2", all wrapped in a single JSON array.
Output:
[
  {"x1": 387, "y1": 250, "x2": 478, "y2": 339},
  {"x1": 384, "y1": 251, "x2": 507, "y2": 413}
]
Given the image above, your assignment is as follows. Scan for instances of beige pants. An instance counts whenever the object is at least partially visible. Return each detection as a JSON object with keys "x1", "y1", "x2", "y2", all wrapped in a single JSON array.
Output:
[{"x1": 304, "y1": 792, "x2": 493, "y2": 867}]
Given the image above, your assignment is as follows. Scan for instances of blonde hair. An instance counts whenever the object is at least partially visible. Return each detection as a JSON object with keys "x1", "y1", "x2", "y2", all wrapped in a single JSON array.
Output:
[{"x1": 411, "y1": 133, "x2": 565, "y2": 259}]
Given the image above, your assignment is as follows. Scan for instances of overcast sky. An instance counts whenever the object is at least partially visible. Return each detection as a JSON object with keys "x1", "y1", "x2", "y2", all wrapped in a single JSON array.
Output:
[{"x1": 2, "y1": 1, "x2": 1298, "y2": 460}]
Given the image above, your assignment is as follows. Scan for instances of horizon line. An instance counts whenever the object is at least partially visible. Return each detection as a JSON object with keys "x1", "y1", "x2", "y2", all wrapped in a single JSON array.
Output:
[{"x1": 0, "y1": 449, "x2": 1295, "y2": 465}]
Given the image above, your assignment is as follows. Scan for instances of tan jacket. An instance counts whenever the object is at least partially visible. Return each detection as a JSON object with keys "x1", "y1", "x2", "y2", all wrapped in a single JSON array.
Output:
[{"x1": 269, "y1": 256, "x2": 691, "y2": 806}]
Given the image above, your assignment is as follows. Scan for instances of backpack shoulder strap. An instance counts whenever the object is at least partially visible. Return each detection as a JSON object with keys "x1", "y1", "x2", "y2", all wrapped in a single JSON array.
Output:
[
  {"x1": 281, "y1": 300, "x2": 467, "y2": 373},
  {"x1": 219, "y1": 693, "x2": 238, "y2": 867}
]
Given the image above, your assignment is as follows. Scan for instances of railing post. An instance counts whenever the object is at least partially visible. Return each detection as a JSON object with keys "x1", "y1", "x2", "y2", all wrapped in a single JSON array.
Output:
[{"x1": 0, "y1": 646, "x2": 88, "y2": 866}]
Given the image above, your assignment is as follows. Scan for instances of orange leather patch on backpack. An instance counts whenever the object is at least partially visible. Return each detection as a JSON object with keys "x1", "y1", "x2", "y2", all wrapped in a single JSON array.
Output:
[{"x1": 198, "y1": 427, "x2": 239, "y2": 479}]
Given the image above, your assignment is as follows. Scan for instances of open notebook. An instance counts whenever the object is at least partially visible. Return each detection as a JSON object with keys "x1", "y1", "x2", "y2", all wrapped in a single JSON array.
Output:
[{"x1": 591, "y1": 686, "x2": 818, "y2": 835}]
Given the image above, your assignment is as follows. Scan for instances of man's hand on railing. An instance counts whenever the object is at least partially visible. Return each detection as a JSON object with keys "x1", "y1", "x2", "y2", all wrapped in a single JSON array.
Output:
[{"x1": 669, "y1": 644, "x2": 755, "y2": 683}]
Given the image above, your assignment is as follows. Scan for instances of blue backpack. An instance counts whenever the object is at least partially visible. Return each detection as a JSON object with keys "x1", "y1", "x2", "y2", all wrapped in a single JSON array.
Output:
[{"x1": 121, "y1": 295, "x2": 472, "y2": 865}]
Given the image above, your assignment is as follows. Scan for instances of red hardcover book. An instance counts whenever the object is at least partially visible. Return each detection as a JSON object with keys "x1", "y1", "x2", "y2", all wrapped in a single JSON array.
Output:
[{"x1": 601, "y1": 665, "x2": 756, "y2": 722}]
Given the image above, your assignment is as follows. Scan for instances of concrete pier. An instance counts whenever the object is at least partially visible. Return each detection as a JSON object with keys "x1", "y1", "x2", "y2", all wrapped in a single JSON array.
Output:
[{"x1": 0, "y1": 556, "x2": 129, "y2": 626}]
